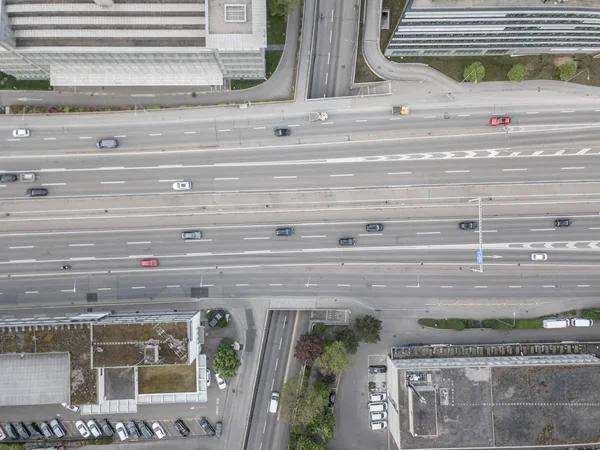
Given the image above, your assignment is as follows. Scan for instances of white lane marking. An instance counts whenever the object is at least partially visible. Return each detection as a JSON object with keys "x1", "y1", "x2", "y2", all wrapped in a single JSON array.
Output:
[
  {"x1": 236, "y1": 283, "x2": 249, "y2": 287},
  {"x1": 269, "y1": 283, "x2": 283, "y2": 286},
  {"x1": 543, "y1": 285, "x2": 556, "y2": 288},
  {"x1": 561, "y1": 110, "x2": 574, "y2": 113},
  {"x1": 218, "y1": 129, "x2": 231, "y2": 132},
  {"x1": 359, "y1": 233, "x2": 382, "y2": 237},
  {"x1": 215, "y1": 177, "x2": 239, "y2": 181},
  {"x1": 97, "y1": 287, "x2": 112, "y2": 291},
  {"x1": 372, "y1": 284, "x2": 386, "y2": 288},
  {"x1": 7, "y1": 138, "x2": 20, "y2": 142},
  {"x1": 441, "y1": 285, "x2": 453, "y2": 288},
  {"x1": 243, "y1": 237, "x2": 270, "y2": 240},
  {"x1": 79, "y1": 136, "x2": 92, "y2": 140},
  {"x1": 531, "y1": 228, "x2": 554, "y2": 232},
  {"x1": 502, "y1": 168, "x2": 527, "y2": 172},
  {"x1": 458, "y1": 114, "x2": 471, "y2": 117},
  {"x1": 274, "y1": 358, "x2": 279, "y2": 371},
  {"x1": 330, "y1": 174, "x2": 354, "y2": 177},
  {"x1": 253, "y1": 126, "x2": 266, "y2": 130},
  {"x1": 273, "y1": 176, "x2": 297, "y2": 179},
  {"x1": 184, "y1": 131, "x2": 197, "y2": 135},
  {"x1": 127, "y1": 241, "x2": 151, "y2": 245},
  {"x1": 301, "y1": 235, "x2": 326, "y2": 239},
  {"x1": 159, "y1": 179, "x2": 183, "y2": 182},
  {"x1": 158, "y1": 165, "x2": 183, "y2": 169},
  {"x1": 61, "y1": 289, "x2": 75, "y2": 292},
  {"x1": 389, "y1": 117, "x2": 402, "y2": 121},
  {"x1": 101, "y1": 181, "x2": 125, "y2": 184},
  {"x1": 482, "y1": 230, "x2": 498, "y2": 233},
  {"x1": 337, "y1": 284, "x2": 350, "y2": 287},
  {"x1": 203, "y1": 284, "x2": 214, "y2": 287},
  {"x1": 526, "y1": 111, "x2": 539, "y2": 114},
  {"x1": 329, "y1": 29, "x2": 332, "y2": 43},
  {"x1": 43, "y1": 137, "x2": 57, "y2": 140},
  {"x1": 279, "y1": 337, "x2": 283, "y2": 349},
  {"x1": 509, "y1": 285, "x2": 522, "y2": 288},
  {"x1": 167, "y1": 285, "x2": 180, "y2": 288},
  {"x1": 577, "y1": 285, "x2": 590, "y2": 287},
  {"x1": 416, "y1": 231, "x2": 440, "y2": 235},
  {"x1": 263, "y1": 422, "x2": 267, "y2": 434},
  {"x1": 131, "y1": 286, "x2": 145, "y2": 289},
  {"x1": 388, "y1": 172, "x2": 412, "y2": 175},
  {"x1": 474, "y1": 286, "x2": 488, "y2": 289},
  {"x1": 69, "y1": 243, "x2": 94, "y2": 247},
  {"x1": 327, "y1": 52, "x2": 330, "y2": 65},
  {"x1": 114, "y1": 135, "x2": 127, "y2": 138},
  {"x1": 560, "y1": 167, "x2": 585, "y2": 170},
  {"x1": 355, "y1": 119, "x2": 368, "y2": 123},
  {"x1": 287, "y1": 124, "x2": 300, "y2": 128},
  {"x1": 10, "y1": 246, "x2": 34, "y2": 249},
  {"x1": 589, "y1": 227, "x2": 600, "y2": 230},
  {"x1": 41, "y1": 183, "x2": 66, "y2": 186},
  {"x1": 424, "y1": 115, "x2": 436, "y2": 119},
  {"x1": 446, "y1": 170, "x2": 470, "y2": 173},
  {"x1": 11, "y1": 259, "x2": 37, "y2": 263},
  {"x1": 149, "y1": 133, "x2": 162, "y2": 136},
  {"x1": 25, "y1": 291, "x2": 39, "y2": 294}
]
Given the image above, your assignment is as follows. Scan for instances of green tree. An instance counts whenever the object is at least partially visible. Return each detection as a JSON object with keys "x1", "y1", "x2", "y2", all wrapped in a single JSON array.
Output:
[
  {"x1": 463, "y1": 61, "x2": 485, "y2": 83},
  {"x1": 268, "y1": 0, "x2": 302, "y2": 17},
  {"x1": 355, "y1": 315, "x2": 382, "y2": 344},
  {"x1": 294, "y1": 333, "x2": 324, "y2": 365},
  {"x1": 559, "y1": 61, "x2": 578, "y2": 81},
  {"x1": 307, "y1": 411, "x2": 335, "y2": 444},
  {"x1": 334, "y1": 327, "x2": 359, "y2": 354},
  {"x1": 280, "y1": 376, "x2": 324, "y2": 427},
  {"x1": 315, "y1": 341, "x2": 352, "y2": 377},
  {"x1": 507, "y1": 63, "x2": 529, "y2": 82},
  {"x1": 296, "y1": 435, "x2": 324, "y2": 450},
  {"x1": 213, "y1": 345, "x2": 241, "y2": 379}
]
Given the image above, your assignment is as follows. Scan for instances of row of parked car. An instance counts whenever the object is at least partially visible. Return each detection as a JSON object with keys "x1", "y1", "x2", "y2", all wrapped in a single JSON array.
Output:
[{"x1": 0, "y1": 419, "x2": 67, "y2": 441}]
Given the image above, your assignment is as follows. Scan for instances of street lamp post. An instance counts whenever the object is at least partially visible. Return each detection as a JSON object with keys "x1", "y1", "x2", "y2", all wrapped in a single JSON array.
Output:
[
  {"x1": 468, "y1": 198, "x2": 483, "y2": 273},
  {"x1": 564, "y1": 68, "x2": 590, "y2": 83},
  {"x1": 461, "y1": 69, "x2": 478, "y2": 84}
]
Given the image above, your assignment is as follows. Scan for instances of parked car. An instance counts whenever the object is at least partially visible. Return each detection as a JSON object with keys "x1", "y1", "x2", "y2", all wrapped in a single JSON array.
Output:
[
  {"x1": 96, "y1": 138, "x2": 118, "y2": 149},
  {"x1": 50, "y1": 419, "x2": 65, "y2": 438},
  {"x1": 4, "y1": 423, "x2": 18, "y2": 440},
  {"x1": 173, "y1": 181, "x2": 192, "y2": 190},
  {"x1": 26, "y1": 423, "x2": 42, "y2": 439},
  {"x1": 206, "y1": 368, "x2": 212, "y2": 387},
  {"x1": 14, "y1": 423, "x2": 29, "y2": 440},
  {"x1": 490, "y1": 116, "x2": 510, "y2": 126},
  {"x1": 371, "y1": 411, "x2": 388, "y2": 421},
  {"x1": 182, "y1": 230, "x2": 202, "y2": 240},
  {"x1": 276, "y1": 227, "x2": 295, "y2": 236},
  {"x1": 369, "y1": 392, "x2": 387, "y2": 402},
  {"x1": 60, "y1": 402, "x2": 80, "y2": 412},
  {"x1": 138, "y1": 421, "x2": 153, "y2": 439},
  {"x1": 87, "y1": 420, "x2": 102, "y2": 438},
  {"x1": 174, "y1": 419, "x2": 190, "y2": 437},
  {"x1": 371, "y1": 420, "x2": 388, "y2": 430},
  {"x1": 328, "y1": 390, "x2": 336, "y2": 408},
  {"x1": 152, "y1": 422, "x2": 166, "y2": 439},
  {"x1": 554, "y1": 218, "x2": 572, "y2": 227},
  {"x1": 40, "y1": 422, "x2": 54, "y2": 438},
  {"x1": 0, "y1": 174, "x2": 18, "y2": 182},
  {"x1": 12, "y1": 129, "x2": 30, "y2": 138},
  {"x1": 531, "y1": 252, "x2": 547, "y2": 261},
  {"x1": 459, "y1": 221, "x2": 478, "y2": 230},
  {"x1": 140, "y1": 258, "x2": 159, "y2": 267},
  {"x1": 76, "y1": 420, "x2": 91, "y2": 438},
  {"x1": 215, "y1": 372, "x2": 227, "y2": 390},
  {"x1": 216, "y1": 421, "x2": 222, "y2": 438},
  {"x1": 100, "y1": 419, "x2": 114, "y2": 437},
  {"x1": 208, "y1": 310, "x2": 226, "y2": 327},
  {"x1": 0, "y1": 426, "x2": 6, "y2": 441},
  {"x1": 274, "y1": 127, "x2": 291, "y2": 137},
  {"x1": 366, "y1": 223, "x2": 384, "y2": 232},
  {"x1": 369, "y1": 365, "x2": 387, "y2": 374},
  {"x1": 115, "y1": 422, "x2": 128, "y2": 441},
  {"x1": 339, "y1": 237, "x2": 356, "y2": 246},
  {"x1": 199, "y1": 417, "x2": 216, "y2": 436},
  {"x1": 126, "y1": 421, "x2": 140, "y2": 440},
  {"x1": 571, "y1": 318, "x2": 594, "y2": 327},
  {"x1": 27, "y1": 188, "x2": 48, "y2": 197}
]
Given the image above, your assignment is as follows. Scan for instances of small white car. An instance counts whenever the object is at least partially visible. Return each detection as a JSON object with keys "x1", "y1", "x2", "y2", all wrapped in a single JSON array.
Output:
[
  {"x1": 531, "y1": 252, "x2": 548, "y2": 261},
  {"x1": 152, "y1": 422, "x2": 166, "y2": 439},
  {"x1": 76, "y1": 420, "x2": 91, "y2": 438},
  {"x1": 371, "y1": 411, "x2": 387, "y2": 421},
  {"x1": 12, "y1": 129, "x2": 30, "y2": 138},
  {"x1": 371, "y1": 420, "x2": 388, "y2": 430},
  {"x1": 61, "y1": 402, "x2": 80, "y2": 412},
  {"x1": 369, "y1": 392, "x2": 387, "y2": 402},
  {"x1": 215, "y1": 372, "x2": 227, "y2": 390},
  {"x1": 173, "y1": 181, "x2": 192, "y2": 190},
  {"x1": 206, "y1": 368, "x2": 212, "y2": 387},
  {"x1": 115, "y1": 422, "x2": 128, "y2": 441},
  {"x1": 87, "y1": 420, "x2": 102, "y2": 438}
]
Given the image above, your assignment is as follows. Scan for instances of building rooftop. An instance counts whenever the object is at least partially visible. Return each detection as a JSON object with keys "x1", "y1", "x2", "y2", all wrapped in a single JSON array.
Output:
[{"x1": 411, "y1": 0, "x2": 600, "y2": 9}]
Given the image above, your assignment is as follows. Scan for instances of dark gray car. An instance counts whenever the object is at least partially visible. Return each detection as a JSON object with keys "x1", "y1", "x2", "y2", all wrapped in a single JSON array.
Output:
[
  {"x1": 274, "y1": 127, "x2": 291, "y2": 137},
  {"x1": 209, "y1": 310, "x2": 225, "y2": 327},
  {"x1": 100, "y1": 419, "x2": 114, "y2": 437},
  {"x1": 15, "y1": 423, "x2": 29, "y2": 440},
  {"x1": 126, "y1": 421, "x2": 140, "y2": 440},
  {"x1": 339, "y1": 237, "x2": 356, "y2": 246},
  {"x1": 199, "y1": 417, "x2": 215, "y2": 436},
  {"x1": 366, "y1": 223, "x2": 384, "y2": 232},
  {"x1": 27, "y1": 188, "x2": 48, "y2": 197},
  {"x1": 0, "y1": 174, "x2": 18, "y2": 182},
  {"x1": 96, "y1": 138, "x2": 118, "y2": 149},
  {"x1": 40, "y1": 422, "x2": 54, "y2": 438},
  {"x1": 138, "y1": 421, "x2": 153, "y2": 439},
  {"x1": 275, "y1": 227, "x2": 294, "y2": 236},
  {"x1": 181, "y1": 230, "x2": 202, "y2": 240},
  {"x1": 4, "y1": 424, "x2": 18, "y2": 440}
]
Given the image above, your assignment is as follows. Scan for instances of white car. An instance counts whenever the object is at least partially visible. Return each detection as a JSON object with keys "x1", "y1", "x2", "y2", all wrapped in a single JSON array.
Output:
[
  {"x1": 371, "y1": 411, "x2": 387, "y2": 421},
  {"x1": 87, "y1": 420, "x2": 102, "y2": 438},
  {"x1": 371, "y1": 420, "x2": 388, "y2": 430},
  {"x1": 173, "y1": 181, "x2": 192, "y2": 190},
  {"x1": 61, "y1": 402, "x2": 80, "y2": 412},
  {"x1": 76, "y1": 420, "x2": 91, "y2": 438},
  {"x1": 152, "y1": 422, "x2": 166, "y2": 439},
  {"x1": 369, "y1": 392, "x2": 387, "y2": 402},
  {"x1": 115, "y1": 422, "x2": 128, "y2": 441},
  {"x1": 206, "y1": 368, "x2": 212, "y2": 387},
  {"x1": 215, "y1": 372, "x2": 227, "y2": 390},
  {"x1": 531, "y1": 252, "x2": 548, "y2": 261},
  {"x1": 12, "y1": 129, "x2": 30, "y2": 138}
]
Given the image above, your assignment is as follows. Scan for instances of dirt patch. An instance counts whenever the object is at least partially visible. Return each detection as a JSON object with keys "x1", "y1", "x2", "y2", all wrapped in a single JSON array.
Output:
[
  {"x1": 553, "y1": 56, "x2": 573, "y2": 67},
  {"x1": 138, "y1": 364, "x2": 197, "y2": 394}
]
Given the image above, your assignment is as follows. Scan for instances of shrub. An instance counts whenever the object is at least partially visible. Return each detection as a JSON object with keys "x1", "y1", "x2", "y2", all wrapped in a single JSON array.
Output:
[
  {"x1": 311, "y1": 322, "x2": 325, "y2": 336},
  {"x1": 463, "y1": 62, "x2": 485, "y2": 83},
  {"x1": 507, "y1": 63, "x2": 529, "y2": 81},
  {"x1": 582, "y1": 309, "x2": 600, "y2": 320},
  {"x1": 558, "y1": 61, "x2": 577, "y2": 81}
]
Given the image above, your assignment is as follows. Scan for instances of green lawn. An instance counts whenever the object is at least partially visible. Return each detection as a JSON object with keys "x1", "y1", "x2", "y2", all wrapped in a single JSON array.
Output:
[
  {"x1": 138, "y1": 364, "x2": 197, "y2": 394},
  {"x1": 0, "y1": 72, "x2": 50, "y2": 90},
  {"x1": 393, "y1": 54, "x2": 600, "y2": 86},
  {"x1": 231, "y1": 50, "x2": 283, "y2": 90},
  {"x1": 268, "y1": 13, "x2": 287, "y2": 46}
]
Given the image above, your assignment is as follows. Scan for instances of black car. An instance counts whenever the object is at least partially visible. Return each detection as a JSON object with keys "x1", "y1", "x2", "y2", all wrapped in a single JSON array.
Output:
[
  {"x1": 0, "y1": 174, "x2": 18, "y2": 182},
  {"x1": 275, "y1": 227, "x2": 295, "y2": 236},
  {"x1": 459, "y1": 221, "x2": 478, "y2": 230},
  {"x1": 369, "y1": 365, "x2": 387, "y2": 374},
  {"x1": 15, "y1": 423, "x2": 29, "y2": 440},
  {"x1": 100, "y1": 419, "x2": 114, "y2": 437},
  {"x1": 208, "y1": 310, "x2": 226, "y2": 327},
  {"x1": 328, "y1": 390, "x2": 336, "y2": 408},
  {"x1": 366, "y1": 223, "x2": 384, "y2": 232},
  {"x1": 274, "y1": 128, "x2": 291, "y2": 137},
  {"x1": 174, "y1": 419, "x2": 190, "y2": 437},
  {"x1": 181, "y1": 230, "x2": 202, "y2": 240},
  {"x1": 126, "y1": 421, "x2": 140, "y2": 440},
  {"x1": 138, "y1": 421, "x2": 153, "y2": 439},
  {"x1": 339, "y1": 237, "x2": 356, "y2": 246},
  {"x1": 554, "y1": 218, "x2": 572, "y2": 227},
  {"x1": 27, "y1": 188, "x2": 48, "y2": 197},
  {"x1": 199, "y1": 417, "x2": 215, "y2": 436},
  {"x1": 26, "y1": 423, "x2": 42, "y2": 439}
]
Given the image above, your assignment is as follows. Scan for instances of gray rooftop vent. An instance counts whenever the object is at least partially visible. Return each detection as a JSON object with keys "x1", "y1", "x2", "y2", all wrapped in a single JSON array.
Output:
[{"x1": 225, "y1": 4, "x2": 247, "y2": 23}]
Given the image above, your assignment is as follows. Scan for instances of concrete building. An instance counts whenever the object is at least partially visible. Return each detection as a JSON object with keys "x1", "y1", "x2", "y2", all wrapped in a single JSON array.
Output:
[
  {"x1": 385, "y1": 0, "x2": 600, "y2": 57},
  {"x1": 0, "y1": 0, "x2": 266, "y2": 87},
  {"x1": 385, "y1": 342, "x2": 600, "y2": 449}
]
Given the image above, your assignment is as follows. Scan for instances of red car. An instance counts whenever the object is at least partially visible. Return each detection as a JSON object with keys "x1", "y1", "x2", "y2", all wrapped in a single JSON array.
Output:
[
  {"x1": 140, "y1": 258, "x2": 159, "y2": 267},
  {"x1": 490, "y1": 116, "x2": 510, "y2": 126}
]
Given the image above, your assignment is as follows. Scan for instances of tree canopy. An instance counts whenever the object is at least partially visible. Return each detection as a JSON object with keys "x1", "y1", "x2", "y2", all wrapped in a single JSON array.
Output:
[
  {"x1": 212, "y1": 344, "x2": 241, "y2": 379},
  {"x1": 463, "y1": 61, "x2": 485, "y2": 83},
  {"x1": 315, "y1": 341, "x2": 352, "y2": 377},
  {"x1": 268, "y1": 0, "x2": 302, "y2": 17},
  {"x1": 355, "y1": 315, "x2": 382, "y2": 344},
  {"x1": 334, "y1": 327, "x2": 359, "y2": 354},
  {"x1": 294, "y1": 333, "x2": 324, "y2": 365},
  {"x1": 507, "y1": 63, "x2": 529, "y2": 82},
  {"x1": 280, "y1": 376, "x2": 325, "y2": 427}
]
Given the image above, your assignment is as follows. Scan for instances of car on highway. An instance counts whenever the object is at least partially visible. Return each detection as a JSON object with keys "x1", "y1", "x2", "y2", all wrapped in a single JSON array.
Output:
[
  {"x1": 369, "y1": 365, "x2": 386, "y2": 374},
  {"x1": 215, "y1": 372, "x2": 228, "y2": 390},
  {"x1": 554, "y1": 218, "x2": 572, "y2": 227},
  {"x1": 61, "y1": 402, "x2": 80, "y2": 412},
  {"x1": 339, "y1": 237, "x2": 356, "y2": 246},
  {"x1": 269, "y1": 391, "x2": 280, "y2": 413},
  {"x1": 127, "y1": 421, "x2": 140, "y2": 440},
  {"x1": 152, "y1": 422, "x2": 166, "y2": 439},
  {"x1": 0, "y1": 174, "x2": 18, "y2": 182},
  {"x1": 100, "y1": 419, "x2": 114, "y2": 437},
  {"x1": 371, "y1": 420, "x2": 388, "y2": 430},
  {"x1": 76, "y1": 420, "x2": 91, "y2": 438},
  {"x1": 199, "y1": 417, "x2": 216, "y2": 436},
  {"x1": 87, "y1": 420, "x2": 102, "y2": 438},
  {"x1": 27, "y1": 188, "x2": 48, "y2": 197},
  {"x1": 366, "y1": 223, "x2": 384, "y2": 232},
  {"x1": 12, "y1": 129, "x2": 30, "y2": 138},
  {"x1": 490, "y1": 116, "x2": 510, "y2": 126},
  {"x1": 206, "y1": 368, "x2": 212, "y2": 387},
  {"x1": 274, "y1": 127, "x2": 291, "y2": 137},
  {"x1": 328, "y1": 390, "x2": 336, "y2": 408},
  {"x1": 173, "y1": 181, "x2": 192, "y2": 190},
  {"x1": 370, "y1": 392, "x2": 387, "y2": 402},
  {"x1": 174, "y1": 419, "x2": 190, "y2": 437},
  {"x1": 182, "y1": 230, "x2": 202, "y2": 240},
  {"x1": 115, "y1": 422, "x2": 128, "y2": 441},
  {"x1": 50, "y1": 419, "x2": 65, "y2": 438},
  {"x1": 276, "y1": 227, "x2": 295, "y2": 236},
  {"x1": 140, "y1": 258, "x2": 159, "y2": 267},
  {"x1": 96, "y1": 138, "x2": 118, "y2": 149},
  {"x1": 459, "y1": 221, "x2": 478, "y2": 230},
  {"x1": 531, "y1": 252, "x2": 547, "y2": 261},
  {"x1": 371, "y1": 411, "x2": 387, "y2": 421}
]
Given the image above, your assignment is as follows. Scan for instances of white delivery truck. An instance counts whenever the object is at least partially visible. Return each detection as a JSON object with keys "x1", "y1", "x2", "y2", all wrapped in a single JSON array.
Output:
[{"x1": 542, "y1": 318, "x2": 570, "y2": 329}]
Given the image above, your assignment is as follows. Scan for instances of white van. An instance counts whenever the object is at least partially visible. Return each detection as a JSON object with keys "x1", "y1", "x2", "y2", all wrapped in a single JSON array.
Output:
[
  {"x1": 368, "y1": 402, "x2": 387, "y2": 412},
  {"x1": 571, "y1": 318, "x2": 594, "y2": 327},
  {"x1": 542, "y1": 318, "x2": 570, "y2": 329},
  {"x1": 269, "y1": 392, "x2": 280, "y2": 413},
  {"x1": 371, "y1": 420, "x2": 388, "y2": 430}
]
